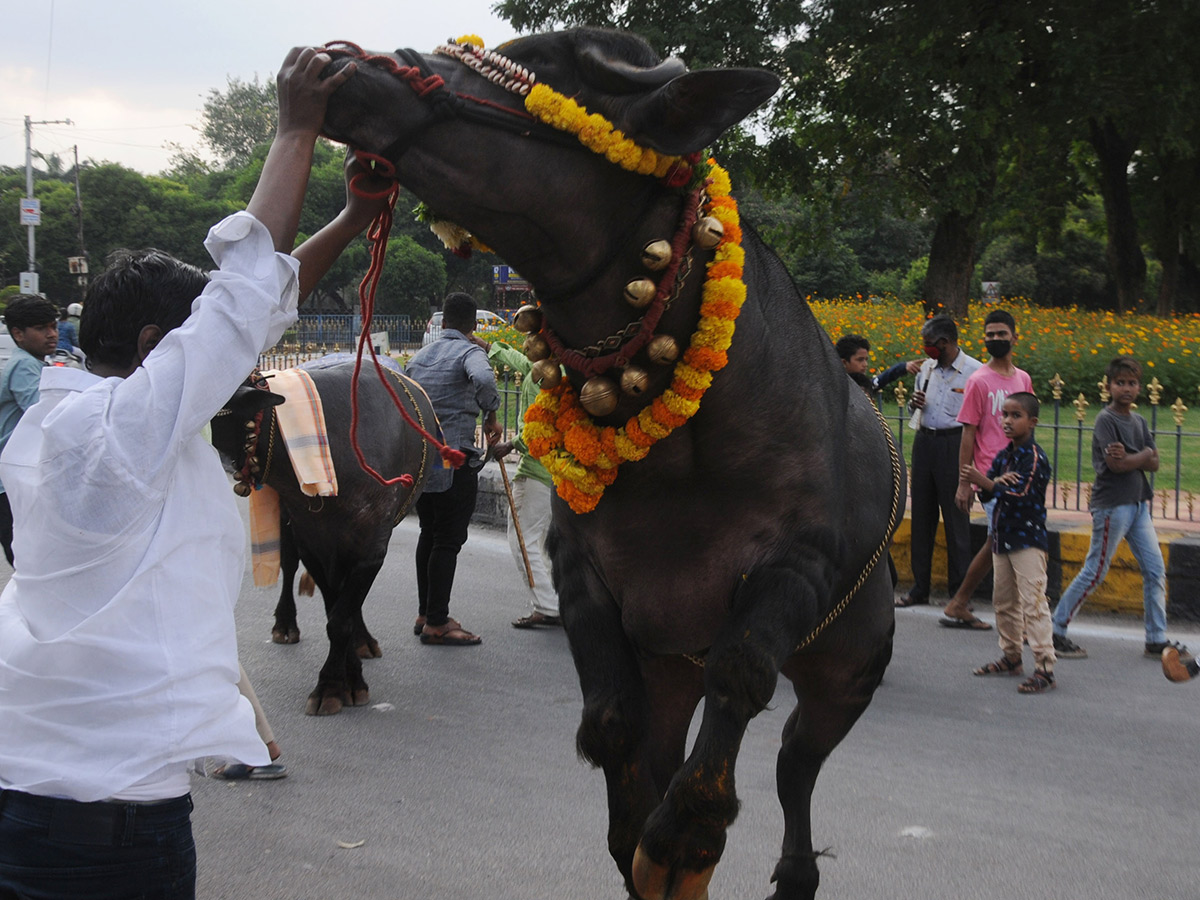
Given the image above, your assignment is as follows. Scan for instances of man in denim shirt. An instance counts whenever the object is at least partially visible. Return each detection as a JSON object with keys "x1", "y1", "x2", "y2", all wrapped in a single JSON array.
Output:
[
  {"x1": 0, "y1": 295, "x2": 59, "y2": 565},
  {"x1": 405, "y1": 293, "x2": 501, "y2": 645}
]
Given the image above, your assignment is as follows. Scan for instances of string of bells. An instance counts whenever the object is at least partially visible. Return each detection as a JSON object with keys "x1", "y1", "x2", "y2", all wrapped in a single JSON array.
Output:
[{"x1": 512, "y1": 213, "x2": 723, "y2": 417}]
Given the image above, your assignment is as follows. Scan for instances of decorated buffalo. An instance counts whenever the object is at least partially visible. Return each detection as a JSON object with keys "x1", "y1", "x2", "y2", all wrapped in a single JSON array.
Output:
[
  {"x1": 320, "y1": 29, "x2": 904, "y2": 900},
  {"x1": 211, "y1": 357, "x2": 435, "y2": 715}
]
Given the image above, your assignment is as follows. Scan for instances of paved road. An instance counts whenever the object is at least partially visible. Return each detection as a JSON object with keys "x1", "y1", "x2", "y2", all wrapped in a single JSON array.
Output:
[{"x1": 183, "y1": 518, "x2": 1200, "y2": 900}]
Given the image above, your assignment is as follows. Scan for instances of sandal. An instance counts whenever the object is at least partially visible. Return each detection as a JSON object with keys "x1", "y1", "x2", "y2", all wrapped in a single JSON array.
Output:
[
  {"x1": 413, "y1": 616, "x2": 426, "y2": 636},
  {"x1": 1018, "y1": 669, "x2": 1056, "y2": 694},
  {"x1": 972, "y1": 656, "x2": 1023, "y2": 677},
  {"x1": 420, "y1": 618, "x2": 482, "y2": 646},
  {"x1": 512, "y1": 612, "x2": 561, "y2": 629}
]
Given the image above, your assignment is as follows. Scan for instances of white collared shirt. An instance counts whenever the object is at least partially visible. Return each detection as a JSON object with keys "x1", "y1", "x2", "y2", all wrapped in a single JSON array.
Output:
[
  {"x1": 0, "y1": 212, "x2": 298, "y2": 802},
  {"x1": 913, "y1": 350, "x2": 981, "y2": 430}
]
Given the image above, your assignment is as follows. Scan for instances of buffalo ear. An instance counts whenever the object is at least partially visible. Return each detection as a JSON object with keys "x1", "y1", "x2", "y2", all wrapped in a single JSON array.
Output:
[{"x1": 620, "y1": 69, "x2": 781, "y2": 155}]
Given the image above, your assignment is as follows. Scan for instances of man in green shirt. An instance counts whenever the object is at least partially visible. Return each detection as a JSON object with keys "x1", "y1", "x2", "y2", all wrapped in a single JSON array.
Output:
[{"x1": 481, "y1": 336, "x2": 561, "y2": 628}]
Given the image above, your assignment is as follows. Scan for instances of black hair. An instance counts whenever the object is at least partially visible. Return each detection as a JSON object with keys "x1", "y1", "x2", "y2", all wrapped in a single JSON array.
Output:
[
  {"x1": 835, "y1": 334, "x2": 870, "y2": 361},
  {"x1": 80, "y1": 248, "x2": 208, "y2": 369},
  {"x1": 922, "y1": 315, "x2": 958, "y2": 343},
  {"x1": 984, "y1": 308, "x2": 1017, "y2": 337},
  {"x1": 4, "y1": 294, "x2": 60, "y2": 332},
  {"x1": 1007, "y1": 391, "x2": 1040, "y2": 418},
  {"x1": 1106, "y1": 355, "x2": 1142, "y2": 383},
  {"x1": 442, "y1": 292, "x2": 477, "y2": 333}
]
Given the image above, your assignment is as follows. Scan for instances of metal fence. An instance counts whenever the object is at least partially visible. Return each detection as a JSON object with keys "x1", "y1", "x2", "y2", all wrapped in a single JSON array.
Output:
[
  {"x1": 259, "y1": 332, "x2": 1200, "y2": 521},
  {"x1": 879, "y1": 374, "x2": 1199, "y2": 522}
]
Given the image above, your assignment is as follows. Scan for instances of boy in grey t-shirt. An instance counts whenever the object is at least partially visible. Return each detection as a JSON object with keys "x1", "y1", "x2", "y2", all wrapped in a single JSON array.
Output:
[{"x1": 1051, "y1": 356, "x2": 1190, "y2": 660}]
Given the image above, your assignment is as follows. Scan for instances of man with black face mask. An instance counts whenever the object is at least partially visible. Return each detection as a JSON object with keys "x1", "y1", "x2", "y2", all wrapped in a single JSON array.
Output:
[
  {"x1": 940, "y1": 308, "x2": 1033, "y2": 627},
  {"x1": 896, "y1": 315, "x2": 982, "y2": 610}
]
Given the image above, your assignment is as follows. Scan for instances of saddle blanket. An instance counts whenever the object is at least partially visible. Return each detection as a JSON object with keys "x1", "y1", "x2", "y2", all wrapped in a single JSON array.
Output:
[{"x1": 249, "y1": 367, "x2": 338, "y2": 586}]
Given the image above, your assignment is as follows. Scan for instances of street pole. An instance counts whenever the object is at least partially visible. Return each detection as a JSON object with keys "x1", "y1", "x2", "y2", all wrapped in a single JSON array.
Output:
[
  {"x1": 23, "y1": 114, "x2": 73, "y2": 276},
  {"x1": 72, "y1": 144, "x2": 88, "y2": 300}
]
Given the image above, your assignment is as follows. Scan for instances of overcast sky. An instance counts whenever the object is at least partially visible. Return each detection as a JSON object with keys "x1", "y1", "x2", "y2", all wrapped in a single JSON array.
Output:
[{"x1": 2, "y1": 0, "x2": 523, "y2": 176}]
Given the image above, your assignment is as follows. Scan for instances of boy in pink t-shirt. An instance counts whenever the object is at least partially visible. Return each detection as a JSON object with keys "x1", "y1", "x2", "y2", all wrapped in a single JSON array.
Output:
[{"x1": 939, "y1": 309, "x2": 1033, "y2": 627}]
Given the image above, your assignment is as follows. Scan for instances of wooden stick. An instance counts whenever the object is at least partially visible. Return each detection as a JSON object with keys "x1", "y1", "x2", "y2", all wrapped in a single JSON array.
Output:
[{"x1": 496, "y1": 453, "x2": 535, "y2": 588}]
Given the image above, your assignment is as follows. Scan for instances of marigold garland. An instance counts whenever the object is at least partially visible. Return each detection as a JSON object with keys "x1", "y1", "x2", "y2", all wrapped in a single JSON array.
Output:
[{"x1": 527, "y1": 160, "x2": 747, "y2": 513}]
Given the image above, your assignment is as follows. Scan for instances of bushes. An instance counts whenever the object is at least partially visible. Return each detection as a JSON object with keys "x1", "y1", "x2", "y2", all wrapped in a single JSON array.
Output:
[{"x1": 811, "y1": 296, "x2": 1200, "y2": 406}]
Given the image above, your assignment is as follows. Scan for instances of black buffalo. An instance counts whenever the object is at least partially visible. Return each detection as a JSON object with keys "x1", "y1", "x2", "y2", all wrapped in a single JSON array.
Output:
[
  {"x1": 212, "y1": 356, "x2": 435, "y2": 715},
  {"x1": 321, "y1": 30, "x2": 903, "y2": 900}
]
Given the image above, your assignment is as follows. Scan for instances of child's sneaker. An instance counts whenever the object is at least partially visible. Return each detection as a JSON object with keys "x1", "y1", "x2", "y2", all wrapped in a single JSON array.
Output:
[
  {"x1": 1145, "y1": 639, "x2": 1189, "y2": 659},
  {"x1": 1053, "y1": 633, "x2": 1087, "y2": 659},
  {"x1": 1162, "y1": 646, "x2": 1200, "y2": 683}
]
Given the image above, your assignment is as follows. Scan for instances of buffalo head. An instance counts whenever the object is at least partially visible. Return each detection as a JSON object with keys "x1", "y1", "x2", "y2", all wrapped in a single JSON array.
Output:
[{"x1": 320, "y1": 29, "x2": 778, "y2": 294}]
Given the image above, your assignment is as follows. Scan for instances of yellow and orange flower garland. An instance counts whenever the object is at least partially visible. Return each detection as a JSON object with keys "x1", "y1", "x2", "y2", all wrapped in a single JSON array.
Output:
[
  {"x1": 524, "y1": 161, "x2": 745, "y2": 513},
  {"x1": 523, "y1": 84, "x2": 692, "y2": 185}
]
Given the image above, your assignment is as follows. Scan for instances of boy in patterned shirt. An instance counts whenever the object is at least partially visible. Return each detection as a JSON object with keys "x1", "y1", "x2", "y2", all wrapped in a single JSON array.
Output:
[{"x1": 961, "y1": 392, "x2": 1057, "y2": 693}]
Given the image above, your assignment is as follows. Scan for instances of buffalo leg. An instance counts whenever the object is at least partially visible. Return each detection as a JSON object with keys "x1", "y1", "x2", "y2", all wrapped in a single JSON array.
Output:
[
  {"x1": 305, "y1": 557, "x2": 384, "y2": 716},
  {"x1": 632, "y1": 562, "x2": 832, "y2": 900},
  {"x1": 770, "y1": 572, "x2": 893, "y2": 900},
  {"x1": 271, "y1": 512, "x2": 301, "y2": 644},
  {"x1": 561, "y1": 558, "x2": 703, "y2": 898}
]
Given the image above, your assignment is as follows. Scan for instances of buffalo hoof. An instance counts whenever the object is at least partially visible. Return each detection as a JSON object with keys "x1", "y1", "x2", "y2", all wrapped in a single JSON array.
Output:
[
  {"x1": 631, "y1": 845, "x2": 714, "y2": 900},
  {"x1": 305, "y1": 688, "x2": 349, "y2": 716},
  {"x1": 272, "y1": 627, "x2": 300, "y2": 644},
  {"x1": 355, "y1": 638, "x2": 382, "y2": 659}
]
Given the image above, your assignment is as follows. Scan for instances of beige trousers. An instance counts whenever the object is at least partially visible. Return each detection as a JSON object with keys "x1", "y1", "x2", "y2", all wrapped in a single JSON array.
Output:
[
  {"x1": 992, "y1": 547, "x2": 1056, "y2": 673},
  {"x1": 237, "y1": 663, "x2": 276, "y2": 746}
]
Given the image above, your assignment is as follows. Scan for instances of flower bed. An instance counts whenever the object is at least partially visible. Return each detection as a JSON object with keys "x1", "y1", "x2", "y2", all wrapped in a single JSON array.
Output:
[{"x1": 810, "y1": 296, "x2": 1200, "y2": 406}]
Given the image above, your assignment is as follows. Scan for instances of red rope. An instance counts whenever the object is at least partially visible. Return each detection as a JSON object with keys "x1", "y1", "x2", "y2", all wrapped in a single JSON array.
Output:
[{"x1": 345, "y1": 150, "x2": 467, "y2": 489}]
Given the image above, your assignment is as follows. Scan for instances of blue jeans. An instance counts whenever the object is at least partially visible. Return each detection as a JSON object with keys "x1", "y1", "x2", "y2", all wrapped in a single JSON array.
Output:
[
  {"x1": 0, "y1": 790, "x2": 195, "y2": 900},
  {"x1": 1051, "y1": 501, "x2": 1167, "y2": 643}
]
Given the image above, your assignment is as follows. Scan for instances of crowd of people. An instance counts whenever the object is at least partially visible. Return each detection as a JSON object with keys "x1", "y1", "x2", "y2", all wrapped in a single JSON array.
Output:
[{"x1": 838, "y1": 309, "x2": 1194, "y2": 694}]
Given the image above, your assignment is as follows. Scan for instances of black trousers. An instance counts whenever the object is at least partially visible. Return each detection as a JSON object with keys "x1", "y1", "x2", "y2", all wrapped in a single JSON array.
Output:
[
  {"x1": 414, "y1": 465, "x2": 479, "y2": 627},
  {"x1": 908, "y1": 428, "x2": 972, "y2": 599}
]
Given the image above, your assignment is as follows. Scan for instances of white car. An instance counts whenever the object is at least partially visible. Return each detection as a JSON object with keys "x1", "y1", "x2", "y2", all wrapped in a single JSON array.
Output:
[
  {"x1": 0, "y1": 331, "x2": 15, "y2": 367},
  {"x1": 421, "y1": 310, "x2": 506, "y2": 346}
]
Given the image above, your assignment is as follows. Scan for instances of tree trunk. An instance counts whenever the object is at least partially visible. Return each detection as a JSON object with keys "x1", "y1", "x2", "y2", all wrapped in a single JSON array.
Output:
[
  {"x1": 922, "y1": 209, "x2": 981, "y2": 319},
  {"x1": 1088, "y1": 116, "x2": 1145, "y2": 313},
  {"x1": 1152, "y1": 152, "x2": 1200, "y2": 316}
]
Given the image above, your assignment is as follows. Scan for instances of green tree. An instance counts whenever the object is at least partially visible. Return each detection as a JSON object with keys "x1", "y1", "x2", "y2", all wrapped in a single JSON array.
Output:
[
  {"x1": 199, "y1": 75, "x2": 278, "y2": 168},
  {"x1": 374, "y1": 235, "x2": 447, "y2": 317}
]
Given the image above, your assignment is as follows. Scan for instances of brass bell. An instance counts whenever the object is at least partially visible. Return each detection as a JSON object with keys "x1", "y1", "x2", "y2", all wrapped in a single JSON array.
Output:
[
  {"x1": 693, "y1": 216, "x2": 724, "y2": 250},
  {"x1": 579, "y1": 376, "x2": 619, "y2": 416},
  {"x1": 619, "y1": 366, "x2": 650, "y2": 396},
  {"x1": 513, "y1": 304, "x2": 543, "y2": 334},
  {"x1": 623, "y1": 277, "x2": 656, "y2": 309},
  {"x1": 647, "y1": 335, "x2": 680, "y2": 365},
  {"x1": 530, "y1": 358, "x2": 563, "y2": 390},
  {"x1": 641, "y1": 239, "x2": 672, "y2": 271},
  {"x1": 523, "y1": 333, "x2": 551, "y2": 362},
  {"x1": 233, "y1": 481, "x2": 252, "y2": 497}
]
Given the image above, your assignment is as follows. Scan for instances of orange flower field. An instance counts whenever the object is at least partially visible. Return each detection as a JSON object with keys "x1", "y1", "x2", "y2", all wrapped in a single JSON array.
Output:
[{"x1": 809, "y1": 296, "x2": 1200, "y2": 408}]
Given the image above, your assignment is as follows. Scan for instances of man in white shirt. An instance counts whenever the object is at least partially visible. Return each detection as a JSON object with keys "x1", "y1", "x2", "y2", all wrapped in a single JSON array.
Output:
[
  {"x1": 896, "y1": 315, "x2": 984, "y2": 622},
  {"x1": 0, "y1": 47, "x2": 381, "y2": 900}
]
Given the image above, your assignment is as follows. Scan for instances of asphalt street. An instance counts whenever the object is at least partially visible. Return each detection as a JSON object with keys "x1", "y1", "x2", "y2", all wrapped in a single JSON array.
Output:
[{"x1": 164, "y1": 517, "x2": 1199, "y2": 899}]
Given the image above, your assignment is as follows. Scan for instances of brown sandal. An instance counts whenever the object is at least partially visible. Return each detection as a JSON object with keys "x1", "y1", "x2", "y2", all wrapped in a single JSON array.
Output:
[
  {"x1": 1018, "y1": 669, "x2": 1056, "y2": 693},
  {"x1": 973, "y1": 656, "x2": 1023, "y2": 677},
  {"x1": 420, "y1": 618, "x2": 482, "y2": 646},
  {"x1": 413, "y1": 616, "x2": 426, "y2": 636}
]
